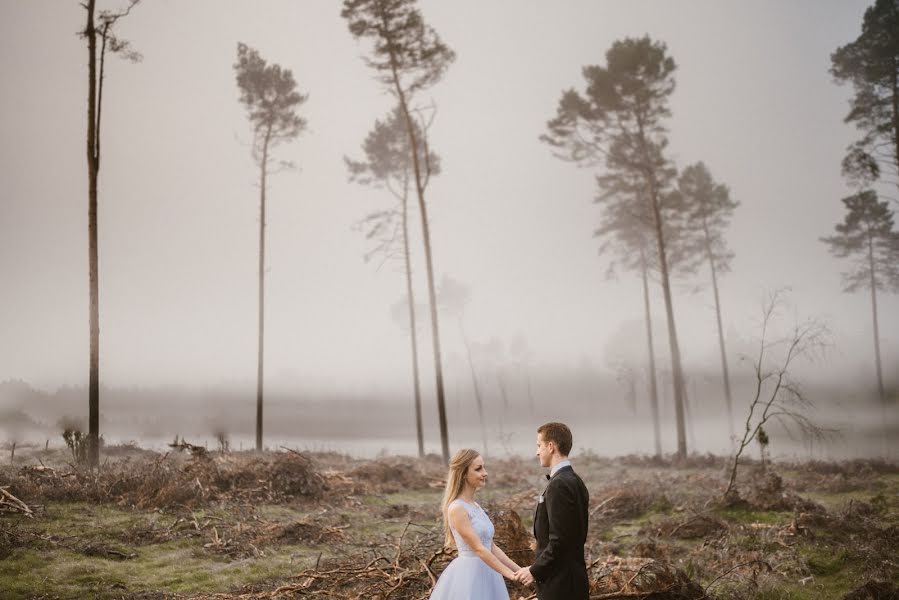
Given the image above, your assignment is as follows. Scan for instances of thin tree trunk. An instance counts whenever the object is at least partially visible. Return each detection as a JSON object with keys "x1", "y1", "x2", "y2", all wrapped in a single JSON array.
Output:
[
  {"x1": 647, "y1": 184, "x2": 687, "y2": 459},
  {"x1": 525, "y1": 365, "x2": 534, "y2": 415},
  {"x1": 256, "y1": 127, "x2": 271, "y2": 452},
  {"x1": 85, "y1": 0, "x2": 101, "y2": 469},
  {"x1": 459, "y1": 319, "x2": 488, "y2": 458},
  {"x1": 401, "y1": 180, "x2": 425, "y2": 457},
  {"x1": 703, "y1": 224, "x2": 735, "y2": 442},
  {"x1": 684, "y1": 376, "x2": 697, "y2": 451},
  {"x1": 389, "y1": 66, "x2": 449, "y2": 464},
  {"x1": 640, "y1": 246, "x2": 662, "y2": 458},
  {"x1": 891, "y1": 63, "x2": 898, "y2": 192},
  {"x1": 497, "y1": 371, "x2": 509, "y2": 409},
  {"x1": 497, "y1": 371, "x2": 509, "y2": 447},
  {"x1": 867, "y1": 232, "x2": 886, "y2": 457},
  {"x1": 867, "y1": 235, "x2": 885, "y2": 401},
  {"x1": 635, "y1": 117, "x2": 687, "y2": 459}
]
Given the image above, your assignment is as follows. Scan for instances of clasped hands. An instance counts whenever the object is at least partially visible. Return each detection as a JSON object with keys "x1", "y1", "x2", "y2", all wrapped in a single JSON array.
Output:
[{"x1": 512, "y1": 566, "x2": 534, "y2": 585}]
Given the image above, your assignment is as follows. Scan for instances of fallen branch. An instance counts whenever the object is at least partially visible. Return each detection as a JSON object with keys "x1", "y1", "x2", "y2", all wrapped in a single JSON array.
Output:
[{"x1": 0, "y1": 486, "x2": 34, "y2": 518}]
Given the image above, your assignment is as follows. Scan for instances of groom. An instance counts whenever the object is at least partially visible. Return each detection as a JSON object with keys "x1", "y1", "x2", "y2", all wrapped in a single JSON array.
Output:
[{"x1": 515, "y1": 422, "x2": 590, "y2": 599}]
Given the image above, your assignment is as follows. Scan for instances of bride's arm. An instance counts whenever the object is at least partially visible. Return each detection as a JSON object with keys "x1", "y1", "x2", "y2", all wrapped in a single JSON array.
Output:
[
  {"x1": 447, "y1": 504, "x2": 517, "y2": 580},
  {"x1": 490, "y1": 543, "x2": 521, "y2": 572}
]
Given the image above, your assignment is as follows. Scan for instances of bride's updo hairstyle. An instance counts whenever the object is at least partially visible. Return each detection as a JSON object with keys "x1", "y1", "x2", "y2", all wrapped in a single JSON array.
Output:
[{"x1": 440, "y1": 448, "x2": 481, "y2": 548}]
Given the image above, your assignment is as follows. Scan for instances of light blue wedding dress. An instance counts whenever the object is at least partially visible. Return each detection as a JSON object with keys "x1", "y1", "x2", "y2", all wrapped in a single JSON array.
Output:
[{"x1": 429, "y1": 499, "x2": 510, "y2": 600}]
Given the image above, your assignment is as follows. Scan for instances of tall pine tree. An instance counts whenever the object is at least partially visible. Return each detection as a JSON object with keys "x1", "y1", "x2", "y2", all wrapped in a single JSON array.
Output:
[
  {"x1": 542, "y1": 36, "x2": 691, "y2": 458},
  {"x1": 821, "y1": 191, "x2": 899, "y2": 407},
  {"x1": 234, "y1": 43, "x2": 307, "y2": 451},
  {"x1": 342, "y1": 0, "x2": 455, "y2": 463},
  {"x1": 675, "y1": 162, "x2": 739, "y2": 441},
  {"x1": 346, "y1": 105, "x2": 440, "y2": 458},
  {"x1": 831, "y1": 0, "x2": 899, "y2": 204}
]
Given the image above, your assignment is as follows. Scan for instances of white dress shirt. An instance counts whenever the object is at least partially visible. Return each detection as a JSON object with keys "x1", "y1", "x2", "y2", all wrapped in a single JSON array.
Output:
[{"x1": 550, "y1": 459, "x2": 571, "y2": 478}]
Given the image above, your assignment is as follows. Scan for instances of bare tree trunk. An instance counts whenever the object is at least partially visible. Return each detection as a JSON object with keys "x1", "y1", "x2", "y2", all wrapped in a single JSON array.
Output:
[
  {"x1": 459, "y1": 320, "x2": 488, "y2": 458},
  {"x1": 402, "y1": 184, "x2": 424, "y2": 457},
  {"x1": 647, "y1": 186, "x2": 687, "y2": 459},
  {"x1": 640, "y1": 246, "x2": 662, "y2": 458},
  {"x1": 868, "y1": 239, "x2": 885, "y2": 402},
  {"x1": 684, "y1": 376, "x2": 697, "y2": 451},
  {"x1": 85, "y1": 0, "x2": 101, "y2": 469},
  {"x1": 389, "y1": 68, "x2": 449, "y2": 464},
  {"x1": 892, "y1": 65, "x2": 899, "y2": 199},
  {"x1": 256, "y1": 127, "x2": 271, "y2": 452},
  {"x1": 867, "y1": 233, "x2": 886, "y2": 457},
  {"x1": 704, "y1": 225, "x2": 735, "y2": 442},
  {"x1": 635, "y1": 118, "x2": 687, "y2": 459},
  {"x1": 525, "y1": 366, "x2": 534, "y2": 415}
]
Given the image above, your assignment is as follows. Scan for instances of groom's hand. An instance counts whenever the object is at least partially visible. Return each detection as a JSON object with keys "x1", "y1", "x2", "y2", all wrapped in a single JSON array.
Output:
[{"x1": 515, "y1": 566, "x2": 534, "y2": 585}]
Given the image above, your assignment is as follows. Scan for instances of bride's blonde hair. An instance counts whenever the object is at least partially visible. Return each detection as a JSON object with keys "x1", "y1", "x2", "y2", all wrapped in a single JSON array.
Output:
[{"x1": 440, "y1": 448, "x2": 481, "y2": 548}]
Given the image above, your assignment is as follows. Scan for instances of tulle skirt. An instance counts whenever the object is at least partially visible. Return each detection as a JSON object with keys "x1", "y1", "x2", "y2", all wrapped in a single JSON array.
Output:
[{"x1": 429, "y1": 554, "x2": 510, "y2": 600}]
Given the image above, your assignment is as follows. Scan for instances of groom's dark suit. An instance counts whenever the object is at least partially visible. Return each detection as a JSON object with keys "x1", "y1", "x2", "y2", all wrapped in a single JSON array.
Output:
[{"x1": 531, "y1": 464, "x2": 590, "y2": 600}]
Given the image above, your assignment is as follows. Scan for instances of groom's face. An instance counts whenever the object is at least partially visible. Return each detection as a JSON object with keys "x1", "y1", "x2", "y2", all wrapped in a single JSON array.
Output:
[{"x1": 536, "y1": 433, "x2": 553, "y2": 468}]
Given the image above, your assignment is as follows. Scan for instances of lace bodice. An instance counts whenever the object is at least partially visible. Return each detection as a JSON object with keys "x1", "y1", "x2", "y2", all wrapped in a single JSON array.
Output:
[{"x1": 449, "y1": 499, "x2": 494, "y2": 556}]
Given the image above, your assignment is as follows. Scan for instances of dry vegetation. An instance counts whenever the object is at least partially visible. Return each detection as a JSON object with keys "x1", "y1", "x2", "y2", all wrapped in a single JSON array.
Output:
[{"x1": 1, "y1": 445, "x2": 898, "y2": 599}]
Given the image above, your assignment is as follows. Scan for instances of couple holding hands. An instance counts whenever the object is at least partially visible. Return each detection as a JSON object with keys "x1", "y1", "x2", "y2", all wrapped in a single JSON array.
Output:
[{"x1": 429, "y1": 422, "x2": 590, "y2": 600}]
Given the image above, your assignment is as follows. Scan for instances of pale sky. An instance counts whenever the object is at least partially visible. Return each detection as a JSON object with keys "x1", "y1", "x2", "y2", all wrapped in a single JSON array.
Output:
[{"x1": 1, "y1": 0, "x2": 896, "y2": 399}]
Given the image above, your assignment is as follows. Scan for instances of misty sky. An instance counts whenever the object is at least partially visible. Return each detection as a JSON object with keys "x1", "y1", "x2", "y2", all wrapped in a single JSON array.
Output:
[{"x1": 1, "y1": 0, "x2": 896, "y2": 399}]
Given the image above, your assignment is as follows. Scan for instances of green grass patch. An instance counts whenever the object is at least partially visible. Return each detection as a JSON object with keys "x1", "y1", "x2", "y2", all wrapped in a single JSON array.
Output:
[
  {"x1": 0, "y1": 502, "x2": 338, "y2": 599},
  {"x1": 715, "y1": 506, "x2": 790, "y2": 525}
]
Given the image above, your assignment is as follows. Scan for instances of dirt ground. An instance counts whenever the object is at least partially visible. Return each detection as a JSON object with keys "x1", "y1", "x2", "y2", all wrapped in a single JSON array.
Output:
[{"x1": 1, "y1": 444, "x2": 898, "y2": 599}]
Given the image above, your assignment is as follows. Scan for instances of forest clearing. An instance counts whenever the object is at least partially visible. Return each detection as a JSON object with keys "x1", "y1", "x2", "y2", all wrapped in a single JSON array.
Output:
[
  {"x1": 3, "y1": 3, "x2": 899, "y2": 599},
  {"x1": 2, "y1": 444, "x2": 897, "y2": 599}
]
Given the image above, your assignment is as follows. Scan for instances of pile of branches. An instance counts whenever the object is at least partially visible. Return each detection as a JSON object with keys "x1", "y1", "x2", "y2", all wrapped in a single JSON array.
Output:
[
  {"x1": 199, "y1": 516, "x2": 352, "y2": 560},
  {"x1": 187, "y1": 525, "x2": 454, "y2": 600},
  {"x1": 9, "y1": 449, "x2": 326, "y2": 510},
  {"x1": 589, "y1": 556, "x2": 705, "y2": 600},
  {"x1": 185, "y1": 505, "x2": 537, "y2": 600},
  {"x1": 590, "y1": 483, "x2": 671, "y2": 523},
  {"x1": 642, "y1": 513, "x2": 729, "y2": 541},
  {"x1": 338, "y1": 457, "x2": 446, "y2": 495},
  {"x1": 787, "y1": 458, "x2": 899, "y2": 494}
]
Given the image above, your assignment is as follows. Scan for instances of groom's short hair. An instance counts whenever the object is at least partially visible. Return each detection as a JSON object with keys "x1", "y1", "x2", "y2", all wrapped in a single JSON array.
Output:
[{"x1": 538, "y1": 422, "x2": 572, "y2": 456}]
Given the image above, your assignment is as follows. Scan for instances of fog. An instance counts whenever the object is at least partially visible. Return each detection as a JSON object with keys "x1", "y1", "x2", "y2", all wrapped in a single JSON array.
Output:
[{"x1": 1, "y1": 1, "x2": 897, "y2": 459}]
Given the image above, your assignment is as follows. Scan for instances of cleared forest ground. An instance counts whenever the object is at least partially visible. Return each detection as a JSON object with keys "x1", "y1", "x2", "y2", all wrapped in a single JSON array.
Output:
[{"x1": 1, "y1": 445, "x2": 897, "y2": 599}]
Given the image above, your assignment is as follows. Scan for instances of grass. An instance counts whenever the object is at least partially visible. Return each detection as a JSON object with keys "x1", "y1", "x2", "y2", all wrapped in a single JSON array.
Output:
[
  {"x1": 0, "y1": 500, "x2": 341, "y2": 599},
  {"x1": 714, "y1": 506, "x2": 791, "y2": 525},
  {"x1": 2, "y1": 450, "x2": 896, "y2": 599}
]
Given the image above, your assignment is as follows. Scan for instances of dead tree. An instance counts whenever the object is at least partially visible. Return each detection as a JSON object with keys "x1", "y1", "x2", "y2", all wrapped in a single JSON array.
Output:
[
  {"x1": 233, "y1": 43, "x2": 307, "y2": 451},
  {"x1": 724, "y1": 291, "x2": 832, "y2": 499}
]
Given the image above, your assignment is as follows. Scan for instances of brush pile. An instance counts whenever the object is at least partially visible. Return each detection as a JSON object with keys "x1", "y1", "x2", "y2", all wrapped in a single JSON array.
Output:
[{"x1": 9, "y1": 449, "x2": 326, "y2": 510}]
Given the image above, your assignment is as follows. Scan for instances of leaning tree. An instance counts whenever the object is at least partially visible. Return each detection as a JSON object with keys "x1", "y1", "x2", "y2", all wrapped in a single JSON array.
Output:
[
  {"x1": 342, "y1": 0, "x2": 455, "y2": 464},
  {"x1": 542, "y1": 36, "x2": 691, "y2": 458},
  {"x1": 234, "y1": 43, "x2": 307, "y2": 451}
]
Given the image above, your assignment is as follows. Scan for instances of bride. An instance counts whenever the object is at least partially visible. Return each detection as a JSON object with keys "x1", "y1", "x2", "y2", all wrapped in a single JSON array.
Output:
[{"x1": 429, "y1": 448, "x2": 521, "y2": 600}]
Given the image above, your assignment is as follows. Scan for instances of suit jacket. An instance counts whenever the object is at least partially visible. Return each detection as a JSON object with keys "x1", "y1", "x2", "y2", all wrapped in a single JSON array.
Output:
[{"x1": 531, "y1": 465, "x2": 590, "y2": 600}]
